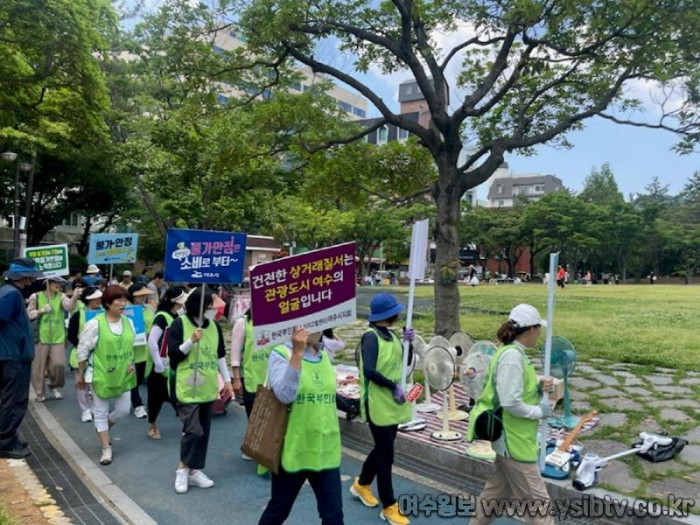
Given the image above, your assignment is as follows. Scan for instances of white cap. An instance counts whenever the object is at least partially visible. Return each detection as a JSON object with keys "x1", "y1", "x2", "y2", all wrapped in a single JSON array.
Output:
[
  {"x1": 123, "y1": 270, "x2": 132, "y2": 277},
  {"x1": 508, "y1": 304, "x2": 547, "y2": 328},
  {"x1": 86, "y1": 264, "x2": 99, "y2": 274},
  {"x1": 172, "y1": 290, "x2": 189, "y2": 305},
  {"x1": 84, "y1": 289, "x2": 103, "y2": 301}
]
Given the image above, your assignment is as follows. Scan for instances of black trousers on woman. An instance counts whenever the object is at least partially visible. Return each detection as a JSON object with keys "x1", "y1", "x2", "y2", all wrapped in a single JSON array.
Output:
[
  {"x1": 130, "y1": 361, "x2": 147, "y2": 409},
  {"x1": 176, "y1": 401, "x2": 213, "y2": 470},
  {"x1": 147, "y1": 372, "x2": 173, "y2": 424},
  {"x1": 241, "y1": 377, "x2": 257, "y2": 418},
  {"x1": 358, "y1": 405, "x2": 399, "y2": 508},
  {"x1": 258, "y1": 467, "x2": 343, "y2": 525}
]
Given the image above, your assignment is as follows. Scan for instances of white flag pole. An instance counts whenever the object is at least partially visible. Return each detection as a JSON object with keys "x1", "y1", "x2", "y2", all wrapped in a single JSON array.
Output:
[{"x1": 539, "y1": 252, "x2": 558, "y2": 470}]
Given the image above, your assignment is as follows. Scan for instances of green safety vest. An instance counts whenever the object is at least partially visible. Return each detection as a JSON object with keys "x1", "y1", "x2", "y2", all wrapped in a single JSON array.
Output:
[
  {"x1": 243, "y1": 319, "x2": 272, "y2": 393},
  {"x1": 133, "y1": 306, "x2": 154, "y2": 364},
  {"x1": 276, "y1": 346, "x2": 341, "y2": 473},
  {"x1": 68, "y1": 309, "x2": 88, "y2": 369},
  {"x1": 38, "y1": 292, "x2": 65, "y2": 344},
  {"x1": 175, "y1": 316, "x2": 219, "y2": 404},
  {"x1": 467, "y1": 344, "x2": 540, "y2": 462},
  {"x1": 146, "y1": 311, "x2": 174, "y2": 377},
  {"x1": 359, "y1": 327, "x2": 412, "y2": 427},
  {"x1": 91, "y1": 313, "x2": 137, "y2": 400}
]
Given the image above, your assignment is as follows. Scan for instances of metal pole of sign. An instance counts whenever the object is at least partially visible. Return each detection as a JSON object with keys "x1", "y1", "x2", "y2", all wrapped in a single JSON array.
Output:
[
  {"x1": 539, "y1": 252, "x2": 559, "y2": 470},
  {"x1": 193, "y1": 283, "x2": 206, "y2": 399},
  {"x1": 109, "y1": 264, "x2": 113, "y2": 284}
]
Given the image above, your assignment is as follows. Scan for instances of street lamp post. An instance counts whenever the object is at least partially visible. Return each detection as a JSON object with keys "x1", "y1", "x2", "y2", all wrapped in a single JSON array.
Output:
[{"x1": 2, "y1": 151, "x2": 33, "y2": 257}]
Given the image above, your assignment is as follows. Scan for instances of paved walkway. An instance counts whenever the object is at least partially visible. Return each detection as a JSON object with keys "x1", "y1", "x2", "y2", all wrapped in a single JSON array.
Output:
[{"x1": 37, "y1": 374, "x2": 519, "y2": 524}]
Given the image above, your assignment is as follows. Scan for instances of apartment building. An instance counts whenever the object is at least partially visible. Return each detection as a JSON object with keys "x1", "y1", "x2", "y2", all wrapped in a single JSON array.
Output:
[{"x1": 486, "y1": 172, "x2": 564, "y2": 208}]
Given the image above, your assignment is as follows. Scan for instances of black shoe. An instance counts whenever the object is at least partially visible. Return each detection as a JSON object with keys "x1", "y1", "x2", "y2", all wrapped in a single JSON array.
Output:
[{"x1": 0, "y1": 445, "x2": 31, "y2": 459}]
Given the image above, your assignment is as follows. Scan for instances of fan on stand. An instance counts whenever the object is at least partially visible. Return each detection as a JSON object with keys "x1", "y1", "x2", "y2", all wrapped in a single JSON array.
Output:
[
  {"x1": 541, "y1": 336, "x2": 579, "y2": 430},
  {"x1": 413, "y1": 335, "x2": 440, "y2": 413},
  {"x1": 449, "y1": 332, "x2": 475, "y2": 412},
  {"x1": 423, "y1": 345, "x2": 462, "y2": 441},
  {"x1": 462, "y1": 341, "x2": 499, "y2": 460},
  {"x1": 425, "y1": 335, "x2": 468, "y2": 422}
]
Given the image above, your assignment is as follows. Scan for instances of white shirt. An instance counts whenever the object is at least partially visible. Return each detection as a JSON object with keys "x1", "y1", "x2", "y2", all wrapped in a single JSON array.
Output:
[{"x1": 77, "y1": 316, "x2": 137, "y2": 383}]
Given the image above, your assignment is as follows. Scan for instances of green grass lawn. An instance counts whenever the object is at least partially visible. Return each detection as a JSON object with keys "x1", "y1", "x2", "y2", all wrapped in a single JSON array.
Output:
[{"x1": 405, "y1": 284, "x2": 700, "y2": 370}]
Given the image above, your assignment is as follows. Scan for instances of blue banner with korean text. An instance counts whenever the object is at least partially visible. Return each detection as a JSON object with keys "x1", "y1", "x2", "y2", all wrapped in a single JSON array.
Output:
[
  {"x1": 164, "y1": 229, "x2": 247, "y2": 284},
  {"x1": 88, "y1": 233, "x2": 139, "y2": 264}
]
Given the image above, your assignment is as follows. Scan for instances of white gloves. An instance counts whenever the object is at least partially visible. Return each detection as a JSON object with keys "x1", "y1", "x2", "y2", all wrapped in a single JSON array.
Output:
[{"x1": 41, "y1": 304, "x2": 52, "y2": 314}]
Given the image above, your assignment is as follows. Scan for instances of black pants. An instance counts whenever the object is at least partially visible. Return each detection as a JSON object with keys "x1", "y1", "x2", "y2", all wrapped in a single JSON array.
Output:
[
  {"x1": 241, "y1": 377, "x2": 257, "y2": 418},
  {"x1": 359, "y1": 413, "x2": 399, "y2": 508},
  {"x1": 147, "y1": 372, "x2": 172, "y2": 424},
  {"x1": 259, "y1": 467, "x2": 344, "y2": 525},
  {"x1": 130, "y1": 361, "x2": 147, "y2": 408},
  {"x1": 556, "y1": 279, "x2": 565, "y2": 289},
  {"x1": 177, "y1": 401, "x2": 212, "y2": 470},
  {"x1": 0, "y1": 360, "x2": 31, "y2": 450}
]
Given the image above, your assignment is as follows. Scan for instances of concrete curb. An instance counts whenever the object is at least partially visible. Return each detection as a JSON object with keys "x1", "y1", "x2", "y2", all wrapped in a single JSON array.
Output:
[
  {"x1": 340, "y1": 418, "x2": 700, "y2": 525},
  {"x1": 29, "y1": 399, "x2": 157, "y2": 525}
]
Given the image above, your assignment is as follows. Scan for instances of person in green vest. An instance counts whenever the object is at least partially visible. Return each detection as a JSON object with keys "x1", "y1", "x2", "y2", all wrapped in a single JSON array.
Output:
[
  {"x1": 127, "y1": 284, "x2": 156, "y2": 419},
  {"x1": 168, "y1": 288, "x2": 233, "y2": 494},
  {"x1": 230, "y1": 307, "x2": 273, "y2": 474},
  {"x1": 258, "y1": 326, "x2": 343, "y2": 525},
  {"x1": 66, "y1": 287, "x2": 103, "y2": 423},
  {"x1": 145, "y1": 286, "x2": 188, "y2": 440},
  {"x1": 75, "y1": 285, "x2": 138, "y2": 466},
  {"x1": 466, "y1": 304, "x2": 554, "y2": 525},
  {"x1": 27, "y1": 276, "x2": 79, "y2": 402},
  {"x1": 350, "y1": 293, "x2": 413, "y2": 525}
]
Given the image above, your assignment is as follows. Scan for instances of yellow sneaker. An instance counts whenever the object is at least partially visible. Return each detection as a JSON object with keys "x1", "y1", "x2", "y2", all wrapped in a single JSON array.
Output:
[
  {"x1": 380, "y1": 503, "x2": 410, "y2": 525},
  {"x1": 349, "y1": 477, "x2": 378, "y2": 507}
]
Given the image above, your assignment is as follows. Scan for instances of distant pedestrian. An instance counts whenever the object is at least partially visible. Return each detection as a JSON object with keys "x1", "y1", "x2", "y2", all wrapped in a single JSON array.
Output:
[
  {"x1": 147, "y1": 272, "x2": 167, "y2": 301},
  {"x1": 119, "y1": 270, "x2": 133, "y2": 290},
  {"x1": 649, "y1": 271, "x2": 657, "y2": 284},
  {"x1": 127, "y1": 284, "x2": 156, "y2": 419},
  {"x1": 0, "y1": 258, "x2": 43, "y2": 459},
  {"x1": 556, "y1": 265, "x2": 566, "y2": 289},
  {"x1": 84, "y1": 264, "x2": 101, "y2": 287}
]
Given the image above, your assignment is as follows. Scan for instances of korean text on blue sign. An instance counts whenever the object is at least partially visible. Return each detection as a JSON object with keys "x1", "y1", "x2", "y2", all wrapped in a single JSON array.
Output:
[
  {"x1": 88, "y1": 234, "x2": 139, "y2": 264},
  {"x1": 164, "y1": 229, "x2": 247, "y2": 284}
]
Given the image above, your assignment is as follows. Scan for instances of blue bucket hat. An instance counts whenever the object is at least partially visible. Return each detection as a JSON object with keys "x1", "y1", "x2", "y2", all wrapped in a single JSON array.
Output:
[
  {"x1": 368, "y1": 293, "x2": 405, "y2": 322},
  {"x1": 4, "y1": 258, "x2": 44, "y2": 280}
]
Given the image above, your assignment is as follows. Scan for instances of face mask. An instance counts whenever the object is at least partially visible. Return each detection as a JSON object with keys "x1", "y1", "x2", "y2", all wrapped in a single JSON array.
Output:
[
  {"x1": 204, "y1": 308, "x2": 217, "y2": 321},
  {"x1": 176, "y1": 308, "x2": 186, "y2": 317}
]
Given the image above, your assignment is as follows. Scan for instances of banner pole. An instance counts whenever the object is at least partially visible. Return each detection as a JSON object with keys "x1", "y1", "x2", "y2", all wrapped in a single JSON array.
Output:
[
  {"x1": 109, "y1": 264, "x2": 113, "y2": 283},
  {"x1": 539, "y1": 252, "x2": 558, "y2": 470},
  {"x1": 193, "y1": 283, "x2": 206, "y2": 399},
  {"x1": 400, "y1": 276, "x2": 415, "y2": 393}
]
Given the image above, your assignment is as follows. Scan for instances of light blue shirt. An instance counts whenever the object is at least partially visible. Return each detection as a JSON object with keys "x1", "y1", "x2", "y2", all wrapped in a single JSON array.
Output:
[{"x1": 267, "y1": 343, "x2": 323, "y2": 405}]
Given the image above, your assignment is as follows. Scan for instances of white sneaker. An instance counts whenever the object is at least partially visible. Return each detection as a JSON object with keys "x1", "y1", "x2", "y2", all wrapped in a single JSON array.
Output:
[
  {"x1": 175, "y1": 469, "x2": 189, "y2": 494},
  {"x1": 81, "y1": 409, "x2": 93, "y2": 422},
  {"x1": 134, "y1": 406, "x2": 147, "y2": 419},
  {"x1": 52, "y1": 388, "x2": 64, "y2": 400},
  {"x1": 100, "y1": 446, "x2": 112, "y2": 465},
  {"x1": 241, "y1": 452, "x2": 253, "y2": 461},
  {"x1": 188, "y1": 470, "x2": 214, "y2": 489}
]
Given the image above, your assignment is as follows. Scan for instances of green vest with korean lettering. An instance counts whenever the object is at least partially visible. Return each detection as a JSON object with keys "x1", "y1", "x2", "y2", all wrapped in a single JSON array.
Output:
[
  {"x1": 38, "y1": 292, "x2": 65, "y2": 344},
  {"x1": 275, "y1": 346, "x2": 341, "y2": 472},
  {"x1": 91, "y1": 313, "x2": 137, "y2": 399},
  {"x1": 466, "y1": 344, "x2": 540, "y2": 462},
  {"x1": 243, "y1": 319, "x2": 272, "y2": 393},
  {"x1": 175, "y1": 316, "x2": 219, "y2": 404},
  {"x1": 359, "y1": 327, "x2": 412, "y2": 427},
  {"x1": 133, "y1": 306, "x2": 154, "y2": 364}
]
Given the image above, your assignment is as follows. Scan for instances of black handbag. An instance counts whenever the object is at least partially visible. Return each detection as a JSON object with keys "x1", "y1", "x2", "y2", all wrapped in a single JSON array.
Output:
[{"x1": 472, "y1": 406, "x2": 504, "y2": 441}]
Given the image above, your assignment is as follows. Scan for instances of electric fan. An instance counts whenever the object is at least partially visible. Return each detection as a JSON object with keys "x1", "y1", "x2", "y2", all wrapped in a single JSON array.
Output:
[
  {"x1": 450, "y1": 332, "x2": 474, "y2": 412},
  {"x1": 398, "y1": 335, "x2": 426, "y2": 432},
  {"x1": 541, "y1": 336, "x2": 578, "y2": 429},
  {"x1": 414, "y1": 335, "x2": 440, "y2": 413},
  {"x1": 423, "y1": 336, "x2": 468, "y2": 422},
  {"x1": 423, "y1": 344, "x2": 462, "y2": 441},
  {"x1": 461, "y1": 341, "x2": 498, "y2": 401}
]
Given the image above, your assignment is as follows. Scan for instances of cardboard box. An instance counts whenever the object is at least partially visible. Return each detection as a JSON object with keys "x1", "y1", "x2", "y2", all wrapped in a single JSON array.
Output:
[{"x1": 537, "y1": 375, "x2": 564, "y2": 405}]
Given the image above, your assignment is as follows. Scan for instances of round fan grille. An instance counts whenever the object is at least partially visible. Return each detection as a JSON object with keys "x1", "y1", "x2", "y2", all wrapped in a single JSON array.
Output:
[
  {"x1": 423, "y1": 345, "x2": 455, "y2": 391},
  {"x1": 449, "y1": 332, "x2": 475, "y2": 364},
  {"x1": 542, "y1": 336, "x2": 577, "y2": 378}
]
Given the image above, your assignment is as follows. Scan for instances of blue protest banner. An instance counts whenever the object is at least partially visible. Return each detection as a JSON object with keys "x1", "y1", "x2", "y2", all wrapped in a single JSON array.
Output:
[
  {"x1": 88, "y1": 233, "x2": 139, "y2": 264},
  {"x1": 85, "y1": 305, "x2": 147, "y2": 346},
  {"x1": 164, "y1": 229, "x2": 247, "y2": 284}
]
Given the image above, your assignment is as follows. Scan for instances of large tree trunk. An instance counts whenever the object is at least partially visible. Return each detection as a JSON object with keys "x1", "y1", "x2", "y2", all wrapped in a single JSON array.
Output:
[{"x1": 432, "y1": 170, "x2": 461, "y2": 337}]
